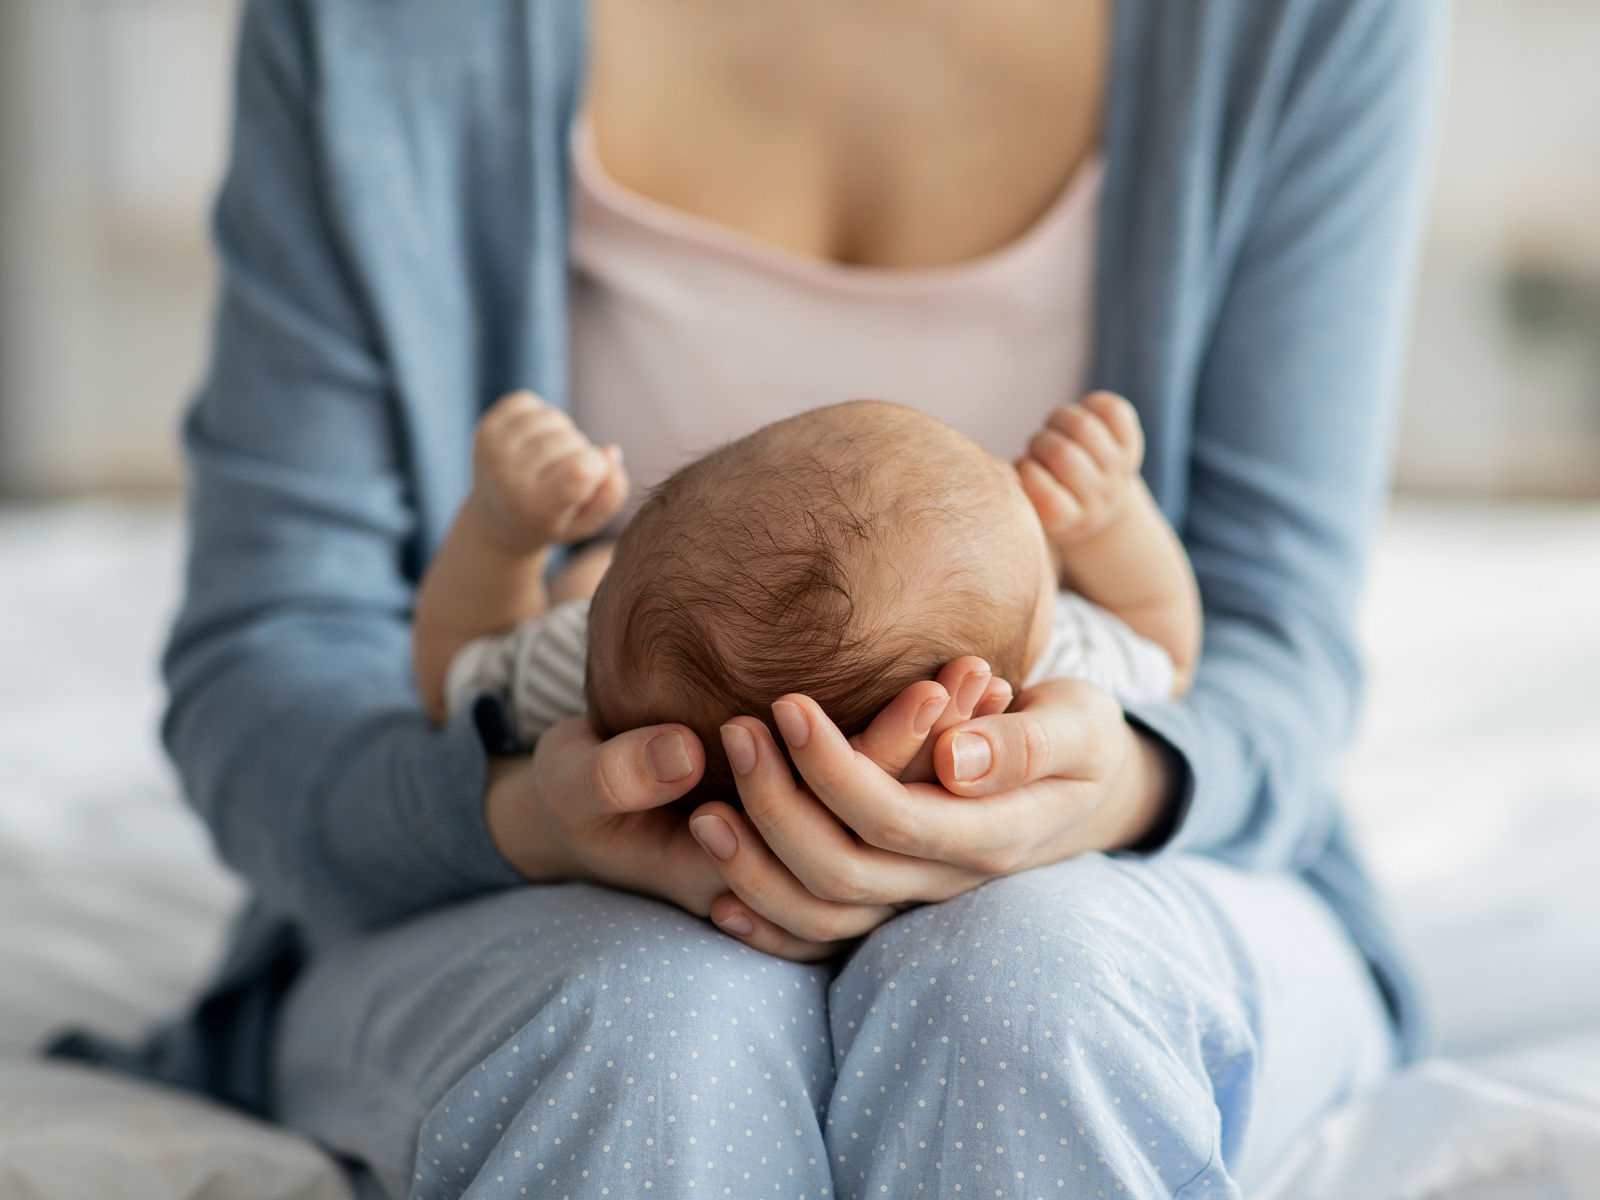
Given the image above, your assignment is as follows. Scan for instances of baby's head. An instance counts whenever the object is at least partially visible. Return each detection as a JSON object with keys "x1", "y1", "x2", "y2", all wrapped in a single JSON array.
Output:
[{"x1": 586, "y1": 401, "x2": 1056, "y2": 800}]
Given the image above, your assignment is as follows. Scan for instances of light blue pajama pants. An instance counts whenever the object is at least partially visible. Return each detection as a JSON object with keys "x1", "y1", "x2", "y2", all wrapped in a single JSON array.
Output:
[{"x1": 273, "y1": 853, "x2": 1395, "y2": 1199}]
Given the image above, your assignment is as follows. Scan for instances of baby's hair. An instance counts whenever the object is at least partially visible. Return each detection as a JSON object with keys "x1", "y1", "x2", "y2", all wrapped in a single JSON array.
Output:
[{"x1": 586, "y1": 403, "x2": 1036, "y2": 802}]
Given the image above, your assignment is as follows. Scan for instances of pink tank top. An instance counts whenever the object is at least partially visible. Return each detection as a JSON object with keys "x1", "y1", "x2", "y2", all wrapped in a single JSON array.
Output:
[{"x1": 569, "y1": 117, "x2": 1102, "y2": 509}]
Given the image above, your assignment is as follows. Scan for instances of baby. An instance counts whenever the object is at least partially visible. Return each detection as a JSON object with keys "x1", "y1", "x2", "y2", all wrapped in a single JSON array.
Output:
[{"x1": 413, "y1": 395, "x2": 1199, "y2": 800}]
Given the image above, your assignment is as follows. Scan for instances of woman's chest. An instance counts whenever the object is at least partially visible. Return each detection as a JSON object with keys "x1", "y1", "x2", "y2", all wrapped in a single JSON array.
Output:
[
  {"x1": 585, "y1": 0, "x2": 1108, "y2": 269},
  {"x1": 568, "y1": 115, "x2": 1104, "y2": 505}
]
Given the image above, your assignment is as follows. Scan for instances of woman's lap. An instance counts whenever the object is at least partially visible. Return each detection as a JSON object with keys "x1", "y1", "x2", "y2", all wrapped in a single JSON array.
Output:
[
  {"x1": 273, "y1": 855, "x2": 1393, "y2": 1198},
  {"x1": 273, "y1": 883, "x2": 837, "y2": 1198},
  {"x1": 822, "y1": 854, "x2": 1393, "y2": 1196}
]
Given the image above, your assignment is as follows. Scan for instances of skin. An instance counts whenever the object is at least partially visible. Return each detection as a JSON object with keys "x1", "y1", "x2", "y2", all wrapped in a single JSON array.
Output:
[
  {"x1": 586, "y1": 0, "x2": 1110, "y2": 269},
  {"x1": 413, "y1": 393, "x2": 626, "y2": 721},
  {"x1": 580, "y1": 400, "x2": 1066, "y2": 745},
  {"x1": 480, "y1": 0, "x2": 1186, "y2": 960},
  {"x1": 469, "y1": 400, "x2": 1188, "y2": 962},
  {"x1": 1022, "y1": 392, "x2": 1201, "y2": 692}
]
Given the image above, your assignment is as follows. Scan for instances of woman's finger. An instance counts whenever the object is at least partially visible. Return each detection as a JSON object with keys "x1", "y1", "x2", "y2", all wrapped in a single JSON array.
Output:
[
  {"x1": 844, "y1": 657, "x2": 994, "y2": 781},
  {"x1": 686, "y1": 798, "x2": 899, "y2": 944},
  {"x1": 972, "y1": 674, "x2": 1015, "y2": 719},
  {"x1": 887, "y1": 657, "x2": 995, "y2": 783},
  {"x1": 719, "y1": 719, "x2": 993, "y2": 904},
  {"x1": 932, "y1": 677, "x2": 1122, "y2": 797},
  {"x1": 591, "y1": 808, "x2": 728, "y2": 918},
  {"x1": 706, "y1": 893, "x2": 854, "y2": 962},
  {"x1": 539, "y1": 717, "x2": 705, "y2": 816},
  {"x1": 524, "y1": 718, "x2": 725, "y2": 917},
  {"x1": 771, "y1": 693, "x2": 1020, "y2": 869},
  {"x1": 847, "y1": 679, "x2": 949, "y2": 777}
]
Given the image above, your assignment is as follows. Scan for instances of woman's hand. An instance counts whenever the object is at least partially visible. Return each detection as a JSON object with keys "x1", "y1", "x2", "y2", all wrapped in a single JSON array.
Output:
[
  {"x1": 486, "y1": 717, "x2": 727, "y2": 917},
  {"x1": 689, "y1": 661, "x2": 1178, "y2": 959}
]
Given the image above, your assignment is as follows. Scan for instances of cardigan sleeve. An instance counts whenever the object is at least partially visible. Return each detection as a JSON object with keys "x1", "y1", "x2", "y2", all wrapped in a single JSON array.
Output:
[
  {"x1": 161, "y1": 0, "x2": 520, "y2": 937},
  {"x1": 1125, "y1": 0, "x2": 1445, "y2": 868}
]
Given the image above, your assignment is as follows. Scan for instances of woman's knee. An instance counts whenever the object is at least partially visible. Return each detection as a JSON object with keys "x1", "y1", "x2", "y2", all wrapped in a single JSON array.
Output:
[
  {"x1": 839, "y1": 853, "x2": 1220, "y2": 1017},
  {"x1": 407, "y1": 886, "x2": 837, "y2": 1197},
  {"x1": 485, "y1": 885, "x2": 838, "y2": 1101},
  {"x1": 826, "y1": 858, "x2": 1247, "y2": 1194},
  {"x1": 279, "y1": 884, "x2": 837, "y2": 1197}
]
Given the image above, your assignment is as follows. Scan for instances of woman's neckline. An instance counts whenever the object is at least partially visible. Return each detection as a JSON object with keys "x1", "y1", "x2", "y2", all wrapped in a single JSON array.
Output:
[{"x1": 570, "y1": 113, "x2": 1103, "y2": 295}]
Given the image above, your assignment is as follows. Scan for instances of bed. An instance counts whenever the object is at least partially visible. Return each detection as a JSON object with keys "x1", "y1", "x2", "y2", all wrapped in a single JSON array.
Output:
[{"x1": 2, "y1": 497, "x2": 1597, "y2": 1198}]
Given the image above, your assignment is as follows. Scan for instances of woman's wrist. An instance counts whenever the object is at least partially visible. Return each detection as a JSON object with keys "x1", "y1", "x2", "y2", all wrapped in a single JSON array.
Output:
[
  {"x1": 1059, "y1": 719, "x2": 1180, "y2": 857},
  {"x1": 1112, "y1": 723, "x2": 1181, "y2": 851},
  {"x1": 484, "y1": 754, "x2": 568, "y2": 883}
]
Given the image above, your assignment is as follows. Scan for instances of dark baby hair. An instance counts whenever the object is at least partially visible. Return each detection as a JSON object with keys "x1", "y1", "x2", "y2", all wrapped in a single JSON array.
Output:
[{"x1": 585, "y1": 402, "x2": 1036, "y2": 803}]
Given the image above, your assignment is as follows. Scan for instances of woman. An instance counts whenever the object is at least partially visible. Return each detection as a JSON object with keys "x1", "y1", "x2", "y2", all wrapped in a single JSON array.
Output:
[{"x1": 152, "y1": 0, "x2": 1441, "y2": 1194}]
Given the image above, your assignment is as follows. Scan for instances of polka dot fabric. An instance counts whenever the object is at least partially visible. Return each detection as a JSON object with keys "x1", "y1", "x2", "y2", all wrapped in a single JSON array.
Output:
[{"x1": 273, "y1": 857, "x2": 1395, "y2": 1199}]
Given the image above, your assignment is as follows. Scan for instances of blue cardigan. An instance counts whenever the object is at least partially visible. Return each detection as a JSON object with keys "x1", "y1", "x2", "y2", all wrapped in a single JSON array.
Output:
[{"x1": 138, "y1": 0, "x2": 1444, "y2": 1105}]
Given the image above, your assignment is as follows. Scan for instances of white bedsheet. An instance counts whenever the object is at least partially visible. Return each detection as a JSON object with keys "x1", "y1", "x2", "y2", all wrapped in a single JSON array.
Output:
[
  {"x1": 0, "y1": 503, "x2": 241, "y2": 1055},
  {"x1": 1342, "y1": 501, "x2": 1600, "y2": 1057},
  {"x1": 1256, "y1": 1032, "x2": 1600, "y2": 1200},
  {"x1": 1, "y1": 497, "x2": 1598, "y2": 1195}
]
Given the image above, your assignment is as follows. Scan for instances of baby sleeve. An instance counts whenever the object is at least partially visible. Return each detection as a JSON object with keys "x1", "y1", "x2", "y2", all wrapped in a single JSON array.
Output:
[
  {"x1": 1023, "y1": 591, "x2": 1176, "y2": 706},
  {"x1": 445, "y1": 599, "x2": 593, "y2": 743}
]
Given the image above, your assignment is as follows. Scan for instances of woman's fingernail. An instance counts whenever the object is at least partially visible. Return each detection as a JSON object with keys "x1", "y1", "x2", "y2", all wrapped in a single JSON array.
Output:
[
  {"x1": 720, "y1": 723, "x2": 757, "y2": 777},
  {"x1": 690, "y1": 815, "x2": 739, "y2": 861},
  {"x1": 912, "y1": 695, "x2": 946, "y2": 738},
  {"x1": 716, "y1": 910, "x2": 755, "y2": 937},
  {"x1": 950, "y1": 732, "x2": 993, "y2": 782},
  {"x1": 955, "y1": 669, "x2": 991, "y2": 716},
  {"x1": 771, "y1": 700, "x2": 810, "y2": 749},
  {"x1": 980, "y1": 682, "x2": 1014, "y2": 716},
  {"x1": 645, "y1": 732, "x2": 693, "y2": 782}
]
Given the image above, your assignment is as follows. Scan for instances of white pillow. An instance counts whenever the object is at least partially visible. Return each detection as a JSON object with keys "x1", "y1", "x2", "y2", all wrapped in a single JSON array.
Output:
[
  {"x1": 0, "y1": 1058, "x2": 354, "y2": 1200},
  {"x1": 1255, "y1": 1033, "x2": 1600, "y2": 1200}
]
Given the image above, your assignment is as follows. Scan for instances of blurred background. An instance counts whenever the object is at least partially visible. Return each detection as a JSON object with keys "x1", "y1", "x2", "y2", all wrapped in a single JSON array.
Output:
[
  {"x1": 1, "y1": 0, "x2": 1598, "y2": 1110},
  {"x1": 2, "y1": 0, "x2": 1599, "y2": 496},
  {"x1": 0, "y1": 0, "x2": 233, "y2": 494}
]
